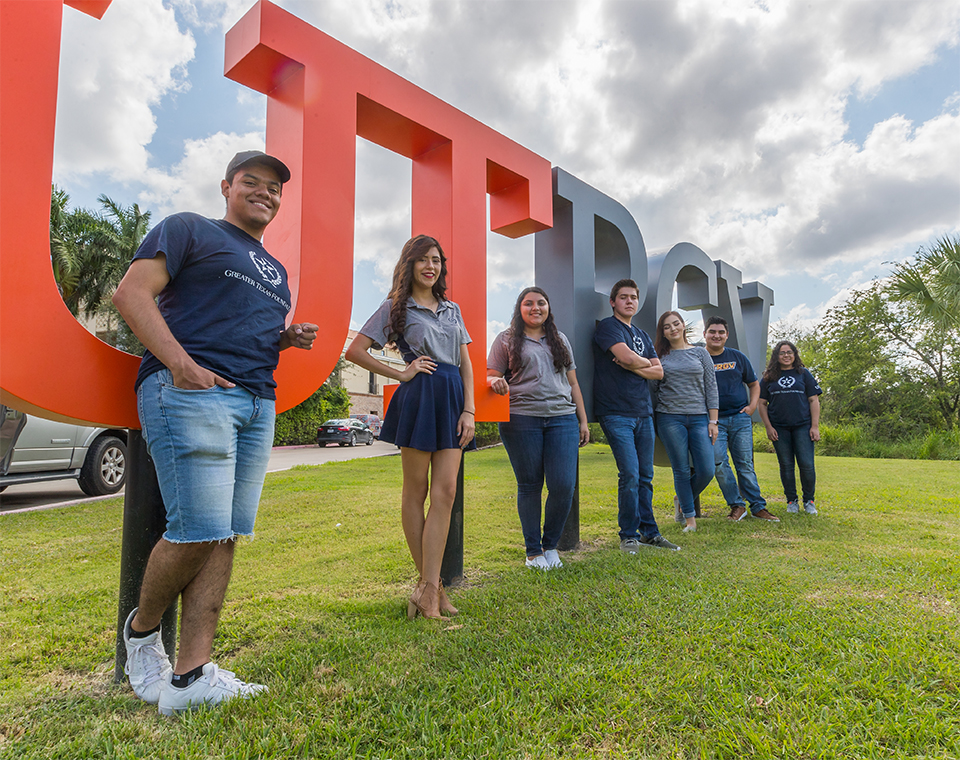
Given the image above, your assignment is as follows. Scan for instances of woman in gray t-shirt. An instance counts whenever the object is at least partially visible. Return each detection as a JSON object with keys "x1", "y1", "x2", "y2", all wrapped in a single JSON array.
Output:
[
  {"x1": 346, "y1": 235, "x2": 475, "y2": 621},
  {"x1": 651, "y1": 311, "x2": 719, "y2": 533},
  {"x1": 487, "y1": 287, "x2": 589, "y2": 571}
]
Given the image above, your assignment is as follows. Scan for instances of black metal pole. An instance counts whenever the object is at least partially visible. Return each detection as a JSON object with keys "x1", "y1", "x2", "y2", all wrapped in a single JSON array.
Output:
[
  {"x1": 439, "y1": 455, "x2": 465, "y2": 588},
  {"x1": 114, "y1": 429, "x2": 177, "y2": 683},
  {"x1": 557, "y1": 460, "x2": 580, "y2": 551}
]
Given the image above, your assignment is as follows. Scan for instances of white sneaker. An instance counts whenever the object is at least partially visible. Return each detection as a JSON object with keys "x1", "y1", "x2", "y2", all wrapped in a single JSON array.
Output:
[
  {"x1": 123, "y1": 607, "x2": 173, "y2": 705},
  {"x1": 543, "y1": 549, "x2": 563, "y2": 569},
  {"x1": 525, "y1": 554, "x2": 550, "y2": 570},
  {"x1": 158, "y1": 663, "x2": 267, "y2": 716}
]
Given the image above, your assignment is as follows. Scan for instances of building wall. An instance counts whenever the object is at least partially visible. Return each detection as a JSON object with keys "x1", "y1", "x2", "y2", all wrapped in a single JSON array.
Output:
[{"x1": 340, "y1": 329, "x2": 405, "y2": 416}]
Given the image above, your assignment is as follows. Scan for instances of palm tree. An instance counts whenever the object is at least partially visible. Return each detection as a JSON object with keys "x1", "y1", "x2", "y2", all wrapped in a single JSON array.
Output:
[
  {"x1": 49, "y1": 187, "x2": 151, "y2": 317},
  {"x1": 888, "y1": 234, "x2": 960, "y2": 329}
]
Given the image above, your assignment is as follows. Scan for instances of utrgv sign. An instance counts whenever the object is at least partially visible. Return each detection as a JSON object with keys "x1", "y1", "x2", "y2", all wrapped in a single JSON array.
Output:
[{"x1": 0, "y1": 0, "x2": 772, "y2": 427}]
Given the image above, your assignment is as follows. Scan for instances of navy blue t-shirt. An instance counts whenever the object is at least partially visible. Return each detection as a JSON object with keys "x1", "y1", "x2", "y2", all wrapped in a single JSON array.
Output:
[
  {"x1": 592, "y1": 316, "x2": 658, "y2": 417},
  {"x1": 759, "y1": 368, "x2": 822, "y2": 427},
  {"x1": 133, "y1": 213, "x2": 292, "y2": 400},
  {"x1": 711, "y1": 347, "x2": 758, "y2": 417}
]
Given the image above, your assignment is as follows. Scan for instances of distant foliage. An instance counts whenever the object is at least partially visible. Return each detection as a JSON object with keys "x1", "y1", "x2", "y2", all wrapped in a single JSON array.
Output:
[
  {"x1": 474, "y1": 422, "x2": 502, "y2": 448},
  {"x1": 764, "y1": 234, "x2": 959, "y2": 459},
  {"x1": 50, "y1": 186, "x2": 149, "y2": 355},
  {"x1": 274, "y1": 384, "x2": 351, "y2": 446}
]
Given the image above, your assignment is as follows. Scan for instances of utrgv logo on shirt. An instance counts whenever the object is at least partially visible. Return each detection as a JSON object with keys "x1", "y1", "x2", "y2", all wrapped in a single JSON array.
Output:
[
  {"x1": 632, "y1": 332, "x2": 646, "y2": 354},
  {"x1": 778, "y1": 375, "x2": 796, "y2": 389},
  {"x1": 250, "y1": 251, "x2": 283, "y2": 288}
]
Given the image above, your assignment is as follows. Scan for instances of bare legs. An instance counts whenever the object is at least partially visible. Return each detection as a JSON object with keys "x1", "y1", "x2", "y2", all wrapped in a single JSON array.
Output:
[
  {"x1": 130, "y1": 538, "x2": 236, "y2": 674},
  {"x1": 400, "y1": 446, "x2": 462, "y2": 618}
]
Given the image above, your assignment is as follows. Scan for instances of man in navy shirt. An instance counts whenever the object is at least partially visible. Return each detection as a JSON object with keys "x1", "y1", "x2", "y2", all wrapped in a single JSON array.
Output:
[
  {"x1": 703, "y1": 317, "x2": 778, "y2": 522},
  {"x1": 113, "y1": 151, "x2": 318, "y2": 715},
  {"x1": 593, "y1": 279, "x2": 679, "y2": 552}
]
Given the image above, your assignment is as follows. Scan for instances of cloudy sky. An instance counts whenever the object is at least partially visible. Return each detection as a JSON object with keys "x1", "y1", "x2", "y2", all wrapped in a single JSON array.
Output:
[{"x1": 54, "y1": 0, "x2": 960, "y2": 344}]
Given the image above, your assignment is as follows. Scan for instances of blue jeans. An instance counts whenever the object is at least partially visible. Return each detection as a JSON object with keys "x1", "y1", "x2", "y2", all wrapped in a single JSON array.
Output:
[
  {"x1": 499, "y1": 414, "x2": 579, "y2": 556},
  {"x1": 656, "y1": 413, "x2": 715, "y2": 519},
  {"x1": 138, "y1": 368, "x2": 275, "y2": 543},
  {"x1": 714, "y1": 413, "x2": 766, "y2": 513},
  {"x1": 598, "y1": 415, "x2": 660, "y2": 540},
  {"x1": 772, "y1": 424, "x2": 816, "y2": 502}
]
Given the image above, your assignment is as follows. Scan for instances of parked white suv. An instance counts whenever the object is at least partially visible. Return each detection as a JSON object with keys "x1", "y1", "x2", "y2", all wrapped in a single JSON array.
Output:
[{"x1": 0, "y1": 405, "x2": 127, "y2": 496}]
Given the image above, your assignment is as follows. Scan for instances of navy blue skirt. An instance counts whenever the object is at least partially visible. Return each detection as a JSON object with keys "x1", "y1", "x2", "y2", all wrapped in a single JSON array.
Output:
[{"x1": 380, "y1": 363, "x2": 476, "y2": 452}]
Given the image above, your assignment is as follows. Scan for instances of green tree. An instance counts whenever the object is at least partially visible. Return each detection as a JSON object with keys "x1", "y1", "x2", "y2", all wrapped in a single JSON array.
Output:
[
  {"x1": 888, "y1": 234, "x2": 960, "y2": 331},
  {"x1": 812, "y1": 282, "x2": 944, "y2": 437},
  {"x1": 49, "y1": 186, "x2": 150, "y2": 317},
  {"x1": 812, "y1": 274, "x2": 960, "y2": 434}
]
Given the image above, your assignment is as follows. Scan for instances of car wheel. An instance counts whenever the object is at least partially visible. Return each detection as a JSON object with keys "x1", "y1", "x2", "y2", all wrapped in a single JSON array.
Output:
[
  {"x1": 366, "y1": 435, "x2": 374, "y2": 445},
  {"x1": 78, "y1": 435, "x2": 126, "y2": 496},
  {"x1": 348, "y1": 433, "x2": 357, "y2": 447}
]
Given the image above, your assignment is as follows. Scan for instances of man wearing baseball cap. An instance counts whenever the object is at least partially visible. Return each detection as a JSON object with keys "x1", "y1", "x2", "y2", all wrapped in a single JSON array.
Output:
[{"x1": 113, "y1": 150, "x2": 317, "y2": 716}]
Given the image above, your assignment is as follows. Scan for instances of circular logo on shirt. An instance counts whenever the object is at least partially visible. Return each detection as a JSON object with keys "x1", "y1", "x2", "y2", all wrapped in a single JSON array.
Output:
[
  {"x1": 778, "y1": 375, "x2": 796, "y2": 389},
  {"x1": 249, "y1": 251, "x2": 282, "y2": 287}
]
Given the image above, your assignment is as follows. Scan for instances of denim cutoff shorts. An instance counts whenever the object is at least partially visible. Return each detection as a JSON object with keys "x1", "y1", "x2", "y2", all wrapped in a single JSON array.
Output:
[{"x1": 137, "y1": 369, "x2": 275, "y2": 543}]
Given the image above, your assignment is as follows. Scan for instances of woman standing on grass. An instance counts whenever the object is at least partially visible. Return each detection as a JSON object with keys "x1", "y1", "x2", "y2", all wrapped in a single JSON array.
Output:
[
  {"x1": 757, "y1": 341, "x2": 822, "y2": 515},
  {"x1": 651, "y1": 311, "x2": 719, "y2": 533},
  {"x1": 346, "y1": 235, "x2": 475, "y2": 620},
  {"x1": 487, "y1": 287, "x2": 589, "y2": 571}
]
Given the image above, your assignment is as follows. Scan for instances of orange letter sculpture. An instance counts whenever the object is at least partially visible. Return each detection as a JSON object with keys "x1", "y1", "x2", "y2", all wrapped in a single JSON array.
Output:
[
  {"x1": 224, "y1": 0, "x2": 552, "y2": 420},
  {"x1": 0, "y1": 0, "x2": 127, "y2": 426},
  {"x1": 0, "y1": 0, "x2": 550, "y2": 426}
]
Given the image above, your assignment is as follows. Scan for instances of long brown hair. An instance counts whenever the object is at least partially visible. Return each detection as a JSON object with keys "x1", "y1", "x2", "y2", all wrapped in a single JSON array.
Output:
[
  {"x1": 507, "y1": 287, "x2": 571, "y2": 375},
  {"x1": 386, "y1": 234, "x2": 448, "y2": 339},
  {"x1": 654, "y1": 311, "x2": 689, "y2": 357},
  {"x1": 762, "y1": 340, "x2": 806, "y2": 383}
]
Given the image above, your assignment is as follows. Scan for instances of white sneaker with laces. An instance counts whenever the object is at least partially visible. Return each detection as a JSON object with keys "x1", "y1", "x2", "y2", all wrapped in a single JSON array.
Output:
[
  {"x1": 525, "y1": 554, "x2": 551, "y2": 570},
  {"x1": 123, "y1": 607, "x2": 173, "y2": 705},
  {"x1": 543, "y1": 549, "x2": 563, "y2": 569},
  {"x1": 158, "y1": 663, "x2": 267, "y2": 716}
]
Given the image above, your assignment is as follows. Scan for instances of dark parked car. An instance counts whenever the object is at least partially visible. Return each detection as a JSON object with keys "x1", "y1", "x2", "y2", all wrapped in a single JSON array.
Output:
[
  {"x1": 350, "y1": 413, "x2": 381, "y2": 438},
  {"x1": 316, "y1": 419, "x2": 375, "y2": 447}
]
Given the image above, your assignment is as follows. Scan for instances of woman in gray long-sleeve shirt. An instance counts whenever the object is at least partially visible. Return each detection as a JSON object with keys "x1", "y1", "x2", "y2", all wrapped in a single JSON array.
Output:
[{"x1": 652, "y1": 311, "x2": 719, "y2": 533}]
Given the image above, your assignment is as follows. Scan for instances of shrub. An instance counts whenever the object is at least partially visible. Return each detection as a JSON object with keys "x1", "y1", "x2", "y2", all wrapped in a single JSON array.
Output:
[
  {"x1": 474, "y1": 421, "x2": 501, "y2": 448},
  {"x1": 817, "y1": 423, "x2": 863, "y2": 456},
  {"x1": 752, "y1": 421, "x2": 958, "y2": 460},
  {"x1": 588, "y1": 422, "x2": 607, "y2": 445},
  {"x1": 273, "y1": 384, "x2": 350, "y2": 446}
]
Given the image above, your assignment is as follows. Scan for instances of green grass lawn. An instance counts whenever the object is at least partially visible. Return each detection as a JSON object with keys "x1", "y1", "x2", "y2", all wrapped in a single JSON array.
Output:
[{"x1": 1, "y1": 447, "x2": 958, "y2": 759}]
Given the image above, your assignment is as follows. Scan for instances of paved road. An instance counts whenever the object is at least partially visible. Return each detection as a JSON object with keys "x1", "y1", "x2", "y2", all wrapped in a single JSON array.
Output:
[{"x1": 0, "y1": 440, "x2": 398, "y2": 515}]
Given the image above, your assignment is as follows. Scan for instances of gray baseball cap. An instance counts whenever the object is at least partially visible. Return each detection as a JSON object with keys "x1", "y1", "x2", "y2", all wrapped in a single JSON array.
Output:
[{"x1": 225, "y1": 150, "x2": 291, "y2": 184}]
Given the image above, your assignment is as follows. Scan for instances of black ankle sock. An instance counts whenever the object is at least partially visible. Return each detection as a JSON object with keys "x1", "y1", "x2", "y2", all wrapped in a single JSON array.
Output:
[
  {"x1": 129, "y1": 620, "x2": 161, "y2": 639},
  {"x1": 171, "y1": 664, "x2": 207, "y2": 689}
]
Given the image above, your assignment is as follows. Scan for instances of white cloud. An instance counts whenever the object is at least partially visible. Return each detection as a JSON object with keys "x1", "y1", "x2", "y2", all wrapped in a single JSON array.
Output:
[
  {"x1": 49, "y1": 0, "x2": 960, "y2": 331},
  {"x1": 139, "y1": 131, "x2": 265, "y2": 218},
  {"x1": 487, "y1": 320, "x2": 508, "y2": 353},
  {"x1": 54, "y1": 0, "x2": 195, "y2": 181}
]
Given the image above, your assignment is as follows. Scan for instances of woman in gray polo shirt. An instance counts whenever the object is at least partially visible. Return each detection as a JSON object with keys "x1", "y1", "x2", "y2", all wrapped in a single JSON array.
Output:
[
  {"x1": 346, "y1": 235, "x2": 475, "y2": 621},
  {"x1": 651, "y1": 311, "x2": 719, "y2": 533},
  {"x1": 488, "y1": 287, "x2": 589, "y2": 570}
]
